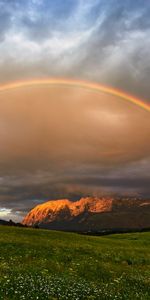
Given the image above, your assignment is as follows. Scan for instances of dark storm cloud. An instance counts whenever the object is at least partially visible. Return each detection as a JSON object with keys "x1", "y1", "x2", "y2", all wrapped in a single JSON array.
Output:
[
  {"x1": 1, "y1": 158, "x2": 150, "y2": 218},
  {"x1": 73, "y1": 177, "x2": 150, "y2": 189}
]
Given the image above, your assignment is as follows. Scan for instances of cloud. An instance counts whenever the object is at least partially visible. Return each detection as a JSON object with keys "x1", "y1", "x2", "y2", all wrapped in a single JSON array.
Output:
[
  {"x1": 0, "y1": 0, "x2": 150, "y2": 220},
  {"x1": 0, "y1": 0, "x2": 149, "y2": 100},
  {"x1": 0, "y1": 84, "x2": 150, "y2": 219}
]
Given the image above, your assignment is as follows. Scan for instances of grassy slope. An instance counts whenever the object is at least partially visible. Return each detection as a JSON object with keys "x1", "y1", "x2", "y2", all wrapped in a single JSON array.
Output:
[{"x1": 0, "y1": 226, "x2": 150, "y2": 300}]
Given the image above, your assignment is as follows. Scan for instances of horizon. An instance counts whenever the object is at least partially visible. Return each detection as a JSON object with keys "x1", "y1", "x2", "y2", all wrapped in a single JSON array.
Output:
[{"x1": 1, "y1": 194, "x2": 149, "y2": 223}]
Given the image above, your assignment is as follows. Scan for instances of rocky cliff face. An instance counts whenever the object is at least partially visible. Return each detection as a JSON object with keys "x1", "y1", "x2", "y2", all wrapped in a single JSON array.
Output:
[
  {"x1": 22, "y1": 197, "x2": 113, "y2": 226},
  {"x1": 22, "y1": 197, "x2": 150, "y2": 231}
]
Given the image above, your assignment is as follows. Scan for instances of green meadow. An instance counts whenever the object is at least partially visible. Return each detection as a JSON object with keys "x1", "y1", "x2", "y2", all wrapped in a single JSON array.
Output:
[{"x1": 0, "y1": 226, "x2": 150, "y2": 300}]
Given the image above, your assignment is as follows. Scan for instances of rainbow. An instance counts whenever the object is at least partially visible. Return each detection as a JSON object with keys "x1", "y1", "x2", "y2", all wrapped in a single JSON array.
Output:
[{"x1": 0, "y1": 78, "x2": 150, "y2": 112}]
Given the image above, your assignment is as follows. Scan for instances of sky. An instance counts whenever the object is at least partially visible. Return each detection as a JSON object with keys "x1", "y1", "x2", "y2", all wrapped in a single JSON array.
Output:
[{"x1": 0, "y1": 0, "x2": 150, "y2": 221}]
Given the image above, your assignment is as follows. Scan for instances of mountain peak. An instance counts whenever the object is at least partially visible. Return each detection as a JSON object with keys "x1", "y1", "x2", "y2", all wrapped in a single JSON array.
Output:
[
  {"x1": 22, "y1": 197, "x2": 150, "y2": 231},
  {"x1": 22, "y1": 197, "x2": 113, "y2": 226}
]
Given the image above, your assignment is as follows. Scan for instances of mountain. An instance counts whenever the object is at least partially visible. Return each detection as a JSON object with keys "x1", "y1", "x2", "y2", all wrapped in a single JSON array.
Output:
[{"x1": 22, "y1": 197, "x2": 150, "y2": 232}]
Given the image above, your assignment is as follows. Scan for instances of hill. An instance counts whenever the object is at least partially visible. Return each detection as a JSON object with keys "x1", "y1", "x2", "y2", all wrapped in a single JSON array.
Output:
[
  {"x1": 0, "y1": 219, "x2": 25, "y2": 227},
  {"x1": 0, "y1": 226, "x2": 150, "y2": 299},
  {"x1": 22, "y1": 197, "x2": 150, "y2": 232}
]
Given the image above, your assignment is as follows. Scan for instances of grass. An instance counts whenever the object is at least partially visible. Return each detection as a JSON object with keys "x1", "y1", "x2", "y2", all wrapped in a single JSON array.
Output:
[{"x1": 0, "y1": 226, "x2": 150, "y2": 299}]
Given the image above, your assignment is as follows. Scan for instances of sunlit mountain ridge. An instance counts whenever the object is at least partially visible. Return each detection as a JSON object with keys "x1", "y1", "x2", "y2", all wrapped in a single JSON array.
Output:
[{"x1": 22, "y1": 197, "x2": 150, "y2": 232}]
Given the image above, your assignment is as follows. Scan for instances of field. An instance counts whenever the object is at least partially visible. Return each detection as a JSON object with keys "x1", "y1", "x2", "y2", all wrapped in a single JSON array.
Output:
[{"x1": 0, "y1": 226, "x2": 150, "y2": 300}]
